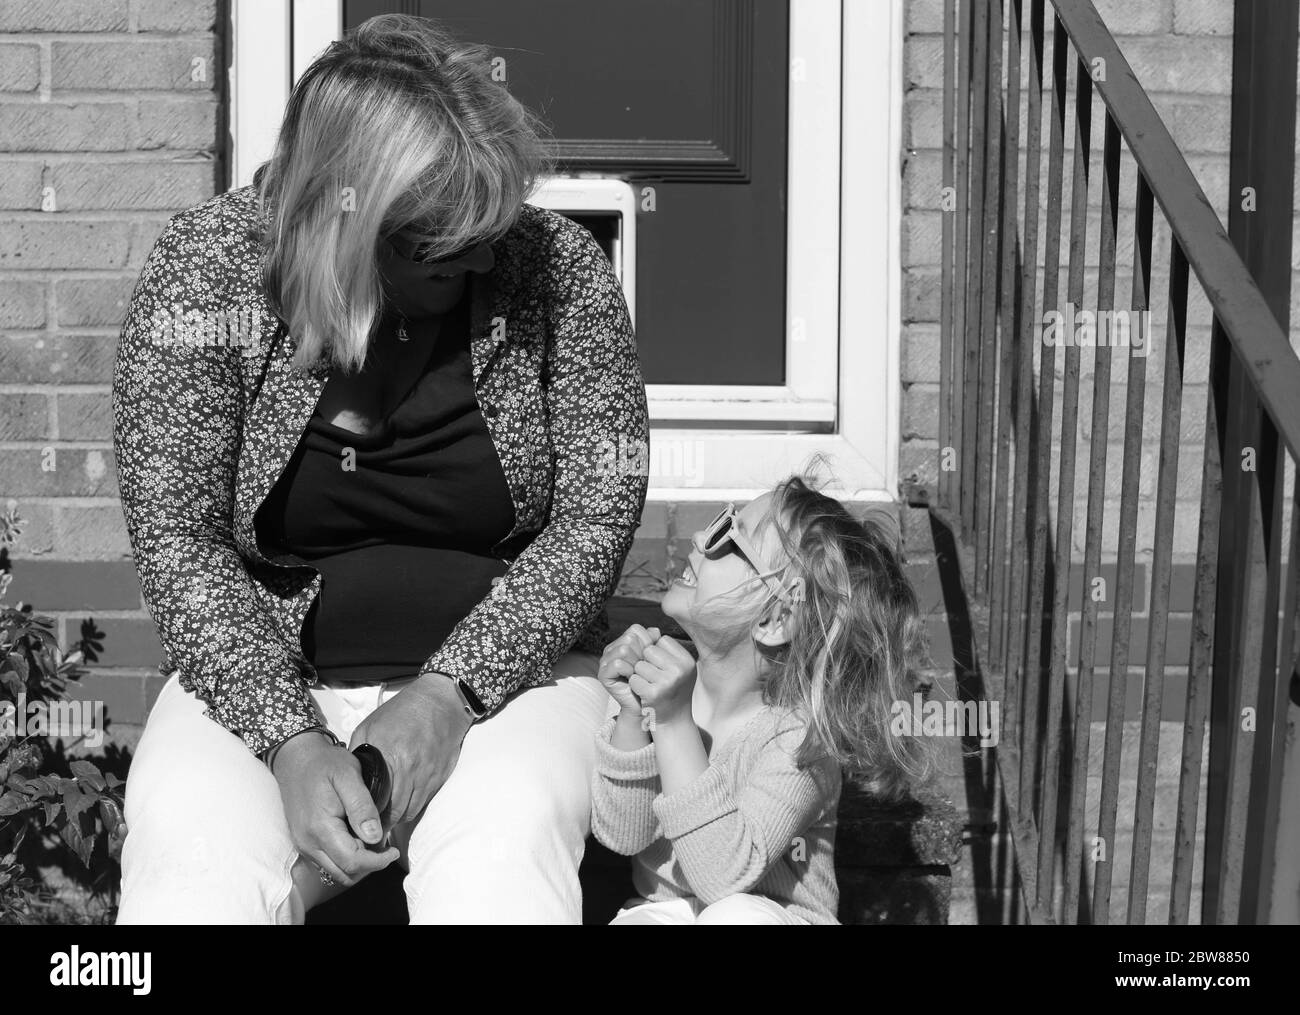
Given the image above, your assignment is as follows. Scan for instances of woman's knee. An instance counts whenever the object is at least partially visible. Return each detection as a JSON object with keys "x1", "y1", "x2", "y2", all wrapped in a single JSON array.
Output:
[
  {"x1": 117, "y1": 677, "x2": 298, "y2": 922},
  {"x1": 402, "y1": 776, "x2": 586, "y2": 922},
  {"x1": 400, "y1": 670, "x2": 607, "y2": 919},
  {"x1": 126, "y1": 713, "x2": 284, "y2": 846},
  {"x1": 401, "y1": 757, "x2": 592, "y2": 923},
  {"x1": 406, "y1": 756, "x2": 588, "y2": 870},
  {"x1": 408, "y1": 674, "x2": 606, "y2": 854},
  {"x1": 118, "y1": 791, "x2": 298, "y2": 925}
]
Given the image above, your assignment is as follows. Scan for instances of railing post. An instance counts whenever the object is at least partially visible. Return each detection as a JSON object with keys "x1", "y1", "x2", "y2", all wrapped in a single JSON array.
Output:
[
  {"x1": 1020, "y1": 10, "x2": 1068, "y2": 827},
  {"x1": 961, "y1": 0, "x2": 991, "y2": 544},
  {"x1": 1203, "y1": 0, "x2": 1299, "y2": 925},
  {"x1": 1214, "y1": 0, "x2": 1300, "y2": 925},
  {"x1": 974, "y1": 0, "x2": 1004, "y2": 600},
  {"x1": 939, "y1": 0, "x2": 956, "y2": 516}
]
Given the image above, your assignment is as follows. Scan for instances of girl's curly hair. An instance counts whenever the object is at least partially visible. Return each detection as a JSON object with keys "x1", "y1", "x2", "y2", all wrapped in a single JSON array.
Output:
[{"x1": 754, "y1": 473, "x2": 933, "y2": 800}]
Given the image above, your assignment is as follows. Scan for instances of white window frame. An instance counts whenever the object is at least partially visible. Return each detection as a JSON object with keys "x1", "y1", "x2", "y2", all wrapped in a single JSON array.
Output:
[
  {"x1": 527, "y1": 177, "x2": 638, "y2": 324},
  {"x1": 230, "y1": 0, "x2": 903, "y2": 503}
]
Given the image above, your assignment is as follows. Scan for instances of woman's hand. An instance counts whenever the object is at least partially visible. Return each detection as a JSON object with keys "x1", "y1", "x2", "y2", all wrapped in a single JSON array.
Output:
[
  {"x1": 347, "y1": 673, "x2": 474, "y2": 828},
  {"x1": 272, "y1": 732, "x2": 401, "y2": 888},
  {"x1": 597, "y1": 624, "x2": 661, "y2": 713},
  {"x1": 628, "y1": 635, "x2": 697, "y2": 730}
]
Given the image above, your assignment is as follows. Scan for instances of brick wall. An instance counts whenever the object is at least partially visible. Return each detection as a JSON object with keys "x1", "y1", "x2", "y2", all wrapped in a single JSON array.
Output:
[{"x1": 0, "y1": 0, "x2": 220, "y2": 736}]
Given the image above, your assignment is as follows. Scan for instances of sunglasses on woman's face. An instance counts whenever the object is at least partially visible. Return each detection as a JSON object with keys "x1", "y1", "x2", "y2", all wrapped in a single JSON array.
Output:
[
  {"x1": 698, "y1": 504, "x2": 802, "y2": 606},
  {"x1": 387, "y1": 231, "x2": 484, "y2": 267}
]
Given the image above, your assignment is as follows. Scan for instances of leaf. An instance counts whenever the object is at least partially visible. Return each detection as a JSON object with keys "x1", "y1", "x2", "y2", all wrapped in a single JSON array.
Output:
[
  {"x1": 18, "y1": 774, "x2": 59, "y2": 799},
  {"x1": 0, "y1": 744, "x2": 34, "y2": 785},
  {"x1": 0, "y1": 792, "x2": 30, "y2": 817},
  {"x1": 107, "y1": 823, "x2": 126, "y2": 863},
  {"x1": 11, "y1": 742, "x2": 41, "y2": 770},
  {"x1": 61, "y1": 810, "x2": 94, "y2": 869},
  {"x1": 2, "y1": 658, "x2": 25, "y2": 690},
  {"x1": 42, "y1": 800, "x2": 61, "y2": 825},
  {"x1": 98, "y1": 798, "x2": 125, "y2": 853},
  {"x1": 25, "y1": 625, "x2": 57, "y2": 651},
  {"x1": 69, "y1": 759, "x2": 106, "y2": 791},
  {"x1": 61, "y1": 786, "x2": 94, "y2": 824}
]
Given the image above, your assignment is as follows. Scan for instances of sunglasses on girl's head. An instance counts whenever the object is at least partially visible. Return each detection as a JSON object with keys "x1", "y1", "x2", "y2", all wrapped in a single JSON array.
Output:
[{"x1": 700, "y1": 503, "x2": 803, "y2": 606}]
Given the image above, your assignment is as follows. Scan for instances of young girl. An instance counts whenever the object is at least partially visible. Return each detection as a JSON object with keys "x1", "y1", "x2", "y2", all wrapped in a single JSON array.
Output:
[{"x1": 590, "y1": 474, "x2": 929, "y2": 925}]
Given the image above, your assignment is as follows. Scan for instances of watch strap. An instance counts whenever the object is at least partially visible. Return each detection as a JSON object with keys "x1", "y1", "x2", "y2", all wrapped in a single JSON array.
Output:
[{"x1": 448, "y1": 673, "x2": 487, "y2": 721}]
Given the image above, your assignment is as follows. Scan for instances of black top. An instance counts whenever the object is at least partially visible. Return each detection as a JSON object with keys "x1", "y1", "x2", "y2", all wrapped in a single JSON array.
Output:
[{"x1": 255, "y1": 293, "x2": 516, "y2": 683}]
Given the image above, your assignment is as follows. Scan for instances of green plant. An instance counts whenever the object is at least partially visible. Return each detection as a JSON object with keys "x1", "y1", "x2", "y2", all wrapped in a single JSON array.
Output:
[{"x1": 0, "y1": 500, "x2": 125, "y2": 925}]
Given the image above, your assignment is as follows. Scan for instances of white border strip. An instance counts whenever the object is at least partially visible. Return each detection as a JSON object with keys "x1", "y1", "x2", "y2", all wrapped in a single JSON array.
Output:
[
  {"x1": 292, "y1": 0, "x2": 342, "y2": 82},
  {"x1": 785, "y1": 0, "x2": 842, "y2": 406},
  {"x1": 837, "y1": 0, "x2": 904, "y2": 496},
  {"x1": 230, "y1": 0, "x2": 291, "y2": 187}
]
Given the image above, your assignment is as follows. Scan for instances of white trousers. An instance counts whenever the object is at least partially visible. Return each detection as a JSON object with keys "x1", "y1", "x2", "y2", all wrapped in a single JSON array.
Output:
[
  {"x1": 609, "y1": 895, "x2": 808, "y2": 925},
  {"x1": 117, "y1": 652, "x2": 611, "y2": 925}
]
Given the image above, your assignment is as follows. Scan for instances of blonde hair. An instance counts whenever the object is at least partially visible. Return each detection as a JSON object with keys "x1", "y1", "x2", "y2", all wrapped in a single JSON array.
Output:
[
  {"x1": 753, "y1": 474, "x2": 933, "y2": 800},
  {"x1": 255, "y1": 14, "x2": 555, "y2": 371}
]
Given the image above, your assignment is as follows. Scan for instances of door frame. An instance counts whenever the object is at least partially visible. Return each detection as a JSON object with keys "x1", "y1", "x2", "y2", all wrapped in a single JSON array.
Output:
[{"x1": 228, "y1": 0, "x2": 903, "y2": 502}]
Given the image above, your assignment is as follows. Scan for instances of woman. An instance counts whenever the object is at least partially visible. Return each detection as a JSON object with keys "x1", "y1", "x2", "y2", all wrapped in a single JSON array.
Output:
[{"x1": 111, "y1": 14, "x2": 648, "y2": 924}]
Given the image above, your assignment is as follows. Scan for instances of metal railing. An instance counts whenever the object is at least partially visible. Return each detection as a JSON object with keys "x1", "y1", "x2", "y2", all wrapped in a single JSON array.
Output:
[{"x1": 936, "y1": 0, "x2": 1300, "y2": 923}]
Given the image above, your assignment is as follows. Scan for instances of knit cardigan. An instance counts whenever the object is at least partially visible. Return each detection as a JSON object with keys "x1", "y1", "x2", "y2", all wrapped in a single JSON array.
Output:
[
  {"x1": 112, "y1": 185, "x2": 649, "y2": 756},
  {"x1": 590, "y1": 709, "x2": 842, "y2": 925}
]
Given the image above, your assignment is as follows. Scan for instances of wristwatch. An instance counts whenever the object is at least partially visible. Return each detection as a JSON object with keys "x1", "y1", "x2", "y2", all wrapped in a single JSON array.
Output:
[{"x1": 446, "y1": 673, "x2": 487, "y2": 722}]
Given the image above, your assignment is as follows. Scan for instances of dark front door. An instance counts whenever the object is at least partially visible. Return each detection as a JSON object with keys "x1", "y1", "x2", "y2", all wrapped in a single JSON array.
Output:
[{"x1": 343, "y1": 0, "x2": 790, "y2": 387}]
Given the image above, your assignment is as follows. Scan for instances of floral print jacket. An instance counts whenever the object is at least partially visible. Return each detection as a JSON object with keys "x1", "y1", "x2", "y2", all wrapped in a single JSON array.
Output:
[{"x1": 112, "y1": 185, "x2": 649, "y2": 757}]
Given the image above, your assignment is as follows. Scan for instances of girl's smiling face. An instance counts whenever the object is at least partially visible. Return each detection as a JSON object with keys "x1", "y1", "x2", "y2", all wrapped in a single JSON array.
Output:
[{"x1": 661, "y1": 494, "x2": 788, "y2": 640}]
